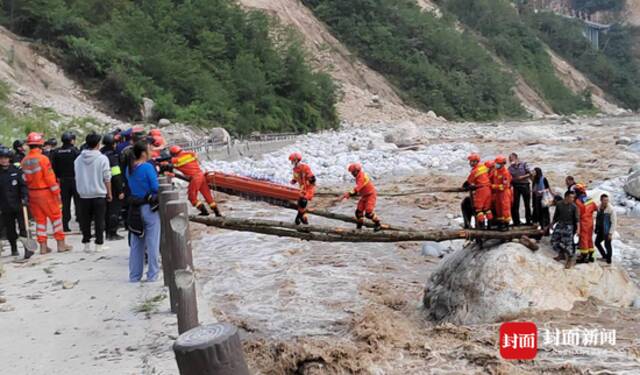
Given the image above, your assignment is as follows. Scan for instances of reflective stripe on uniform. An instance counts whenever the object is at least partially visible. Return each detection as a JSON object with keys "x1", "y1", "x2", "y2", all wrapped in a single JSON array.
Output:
[
  {"x1": 22, "y1": 158, "x2": 39, "y2": 167},
  {"x1": 111, "y1": 165, "x2": 122, "y2": 176},
  {"x1": 23, "y1": 166, "x2": 42, "y2": 174},
  {"x1": 175, "y1": 154, "x2": 196, "y2": 167},
  {"x1": 475, "y1": 165, "x2": 488, "y2": 177},
  {"x1": 50, "y1": 185, "x2": 60, "y2": 192}
]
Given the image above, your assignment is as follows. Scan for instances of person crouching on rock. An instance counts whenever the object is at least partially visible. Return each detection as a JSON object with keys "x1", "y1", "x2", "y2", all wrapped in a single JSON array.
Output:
[
  {"x1": 462, "y1": 153, "x2": 493, "y2": 229},
  {"x1": 166, "y1": 145, "x2": 221, "y2": 217},
  {"x1": 342, "y1": 163, "x2": 382, "y2": 231},
  {"x1": 289, "y1": 152, "x2": 315, "y2": 225},
  {"x1": 551, "y1": 191, "x2": 580, "y2": 269},
  {"x1": 490, "y1": 155, "x2": 513, "y2": 231}
]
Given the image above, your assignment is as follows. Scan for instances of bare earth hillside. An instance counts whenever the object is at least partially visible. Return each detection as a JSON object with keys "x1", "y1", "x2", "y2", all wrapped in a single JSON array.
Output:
[
  {"x1": 0, "y1": 26, "x2": 122, "y2": 125},
  {"x1": 238, "y1": 0, "x2": 445, "y2": 125}
]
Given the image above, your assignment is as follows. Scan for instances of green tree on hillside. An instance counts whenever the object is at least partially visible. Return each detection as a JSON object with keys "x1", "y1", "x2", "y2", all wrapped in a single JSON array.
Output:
[
  {"x1": 0, "y1": 0, "x2": 338, "y2": 134},
  {"x1": 526, "y1": 11, "x2": 640, "y2": 110},
  {"x1": 304, "y1": 0, "x2": 524, "y2": 120},
  {"x1": 439, "y1": 0, "x2": 593, "y2": 114}
]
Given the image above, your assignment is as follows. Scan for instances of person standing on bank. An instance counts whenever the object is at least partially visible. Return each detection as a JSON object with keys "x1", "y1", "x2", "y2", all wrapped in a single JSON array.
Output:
[
  {"x1": 126, "y1": 141, "x2": 160, "y2": 282},
  {"x1": 51, "y1": 131, "x2": 80, "y2": 232},
  {"x1": 74, "y1": 133, "x2": 112, "y2": 253},
  {"x1": 101, "y1": 133, "x2": 125, "y2": 241},
  {"x1": 508, "y1": 153, "x2": 532, "y2": 226},
  {"x1": 532, "y1": 167, "x2": 554, "y2": 232},
  {"x1": 595, "y1": 194, "x2": 616, "y2": 264},
  {"x1": 0, "y1": 146, "x2": 30, "y2": 258}
]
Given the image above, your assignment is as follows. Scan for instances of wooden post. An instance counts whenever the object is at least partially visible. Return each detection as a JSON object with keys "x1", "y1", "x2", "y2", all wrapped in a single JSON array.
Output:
[
  {"x1": 166, "y1": 200, "x2": 198, "y2": 333},
  {"x1": 173, "y1": 323, "x2": 250, "y2": 375},
  {"x1": 160, "y1": 188, "x2": 180, "y2": 313},
  {"x1": 158, "y1": 184, "x2": 173, "y2": 287}
]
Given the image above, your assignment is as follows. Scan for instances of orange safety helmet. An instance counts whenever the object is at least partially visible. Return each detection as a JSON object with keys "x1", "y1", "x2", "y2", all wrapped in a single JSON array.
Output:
[
  {"x1": 485, "y1": 160, "x2": 495, "y2": 169},
  {"x1": 169, "y1": 145, "x2": 182, "y2": 156},
  {"x1": 288, "y1": 152, "x2": 302, "y2": 162},
  {"x1": 574, "y1": 183, "x2": 587, "y2": 193},
  {"x1": 152, "y1": 135, "x2": 164, "y2": 147},
  {"x1": 149, "y1": 129, "x2": 162, "y2": 137},
  {"x1": 467, "y1": 153, "x2": 481, "y2": 162},
  {"x1": 348, "y1": 163, "x2": 362, "y2": 173},
  {"x1": 26, "y1": 132, "x2": 45, "y2": 146},
  {"x1": 495, "y1": 155, "x2": 507, "y2": 164}
]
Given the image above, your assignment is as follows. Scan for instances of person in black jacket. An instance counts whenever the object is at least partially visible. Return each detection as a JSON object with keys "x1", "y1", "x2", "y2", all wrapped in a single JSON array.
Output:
[
  {"x1": 11, "y1": 139, "x2": 26, "y2": 168},
  {"x1": 101, "y1": 133, "x2": 125, "y2": 240},
  {"x1": 51, "y1": 131, "x2": 80, "y2": 232},
  {"x1": 0, "y1": 146, "x2": 30, "y2": 258}
]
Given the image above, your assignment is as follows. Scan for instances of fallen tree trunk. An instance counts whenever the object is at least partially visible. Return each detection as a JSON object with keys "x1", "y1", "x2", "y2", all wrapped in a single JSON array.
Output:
[
  {"x1": 189, "y1": 215, "x2": 544, "y2": 243},
  {"x1": 315, "y1": 187, "x2": 465, "y2": 197}
]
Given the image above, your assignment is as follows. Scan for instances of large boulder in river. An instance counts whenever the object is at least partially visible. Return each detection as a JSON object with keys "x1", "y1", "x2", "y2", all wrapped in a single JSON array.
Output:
[
  {"x1": 423, "y1": 243, "x2": 638, "y2": 324},
  {"x1": 210, "y1": 127, "x2": 231, "y2": 145},
  {"x1": 383, "y1": 121, "x2": 421, "y2": 147},
  {"x1": 624, "y1": 170, "x2": 640, "y2": 200}
]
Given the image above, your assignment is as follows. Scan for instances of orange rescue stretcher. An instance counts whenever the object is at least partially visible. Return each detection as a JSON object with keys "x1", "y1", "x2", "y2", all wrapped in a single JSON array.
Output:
[{"x1": 204, "y1": 171, "x2": 300, "y2": 206}]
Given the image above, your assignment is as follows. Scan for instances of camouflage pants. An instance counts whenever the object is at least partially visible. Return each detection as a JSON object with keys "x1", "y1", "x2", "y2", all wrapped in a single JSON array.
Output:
[{"x1": 551, "y1": 223, "x2": 575, "y2": 257}]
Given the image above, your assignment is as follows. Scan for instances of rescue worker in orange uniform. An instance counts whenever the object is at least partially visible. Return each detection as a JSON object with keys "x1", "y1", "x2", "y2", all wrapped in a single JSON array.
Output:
[
  {"x1": 21, "y1": 133, "x2": 73, "y2": 254},
  {"x1": 149, "y1": 129, "x2": 166, "y2": 159},
  {"x1": 463, "y1": 153, "x2": 493, "y2": 229},
  {"x1": 289, "y1": 152, "x2": 316, "y2": 225},
  {"x1": 574, "y1": 183, "x2": 597, "y2": 263},
  {"x1": 490, "y1": 155, "x2": 513, "y2": 231},
  {"x1": 168, "y1": 145, "x2": 221, "y2": 217},
  {"x1": 342, "y1": 163, "x2": 382, "y2": 231},
  {"x1": 485, "y1": 159, "x2": 497, "y2": 226}
]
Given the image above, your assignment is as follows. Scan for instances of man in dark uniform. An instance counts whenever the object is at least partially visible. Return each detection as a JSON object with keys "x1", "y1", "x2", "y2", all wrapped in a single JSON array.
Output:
[
  {"x1": 11, "y1": 139, "x2": 26, "y2": 168},
  {"x1": 51, "y1": 131, "x2": 79, "y2": 232},
  {"x1": 0, "y1": 146, "x2": 30, "y2": 258},
  {"x1": 44, "y1": 138, "x2": 58, "y2": 158},
  {"x1": 101, "y1": 133, "x2": 125, "y2": 240}
]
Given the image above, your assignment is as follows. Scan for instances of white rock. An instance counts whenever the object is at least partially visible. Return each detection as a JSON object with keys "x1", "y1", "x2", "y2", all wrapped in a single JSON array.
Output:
[
  {"x1": 628, "y1": 141, "x2": 640, "y2": 154},
  {"x1": 383, "y1": 121, "x2": 421, "y2": 147},
  {"x1": 423, "y1": 243, "x2": 639, "y2": 324},
  {"x1": 141, "y1": 97, "x2": 155, "y2": 122},
  {"x1": 210, "y1": 127, "x2": 231, "y2": 144},
  {"x1": 633, "y1": 297, "x2": 640, "y2": 309},
  {"x1": 629, "y1": 163, "x2": 640, "y2": 175},
  {"x1": 624, "y1": 170, "x2": 640, "y2": 200},
  {"x1": 421, "y1": 242, "x2": 444, "y2": 257},
  {"x1": 158, "y1": 118, "x2": 171, "y2": 127}
]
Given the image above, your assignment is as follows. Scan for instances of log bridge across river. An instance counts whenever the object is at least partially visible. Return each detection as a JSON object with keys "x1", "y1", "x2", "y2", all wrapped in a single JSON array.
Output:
[{"x1": 171, "y1": 171, "x2": 543, "y2": 247}]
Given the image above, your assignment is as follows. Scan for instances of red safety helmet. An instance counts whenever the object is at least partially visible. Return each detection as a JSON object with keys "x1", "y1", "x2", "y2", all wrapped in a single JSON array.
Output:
[
  {"x1": 152, "y1": 135, "x2": 164, "y2": 147},
  {"x1": 348, "y1": 163, "x2": 362, "y2": 173},
  {"x1": 169, "y1": 145, "x2": 182, "y2": 155},
  {"x1": 495, "y1": 155, "x2": 507, "y2": 164},
  {"x1": 288, "y1": 152, "x2": 302, "y2": 162},
  {"x1": 485, "y1": 160, "x2": 495, "y2": 169},
  {"x1": 26, "y1": 132, "x2": 45, "y2": 146},
  {"x1": 467, "y1": 153, "x2": 481, "y2": 162},
  {"x1": 149, "y1": 129, "x2": 162, "y2": 137}
]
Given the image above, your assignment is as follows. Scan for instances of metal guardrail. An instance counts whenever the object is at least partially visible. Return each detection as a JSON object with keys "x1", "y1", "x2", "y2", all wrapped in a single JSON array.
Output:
[{"x1": 174, "y1": 133, "x2": 299, "y2": 160}]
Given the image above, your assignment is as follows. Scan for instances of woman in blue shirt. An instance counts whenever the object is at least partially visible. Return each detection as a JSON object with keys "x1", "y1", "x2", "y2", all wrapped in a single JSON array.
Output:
[{"x1": 125, "y1": 141, "x2": 161, "y2": 282}]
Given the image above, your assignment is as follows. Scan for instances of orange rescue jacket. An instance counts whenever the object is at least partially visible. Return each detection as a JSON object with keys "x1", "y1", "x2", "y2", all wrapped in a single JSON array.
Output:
[
  {"x1": 467, "y1": 163, "x2": 491, "y2": 188},
  {"x1": 171, "y1": 151, "x2": 203, "y2": 177},
  {"x1": 350, "y1": 170, "x2": 376, "y2": 196},
  {"x1": 21, "y1": 148, "x2": 60, "y2": 194}
]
